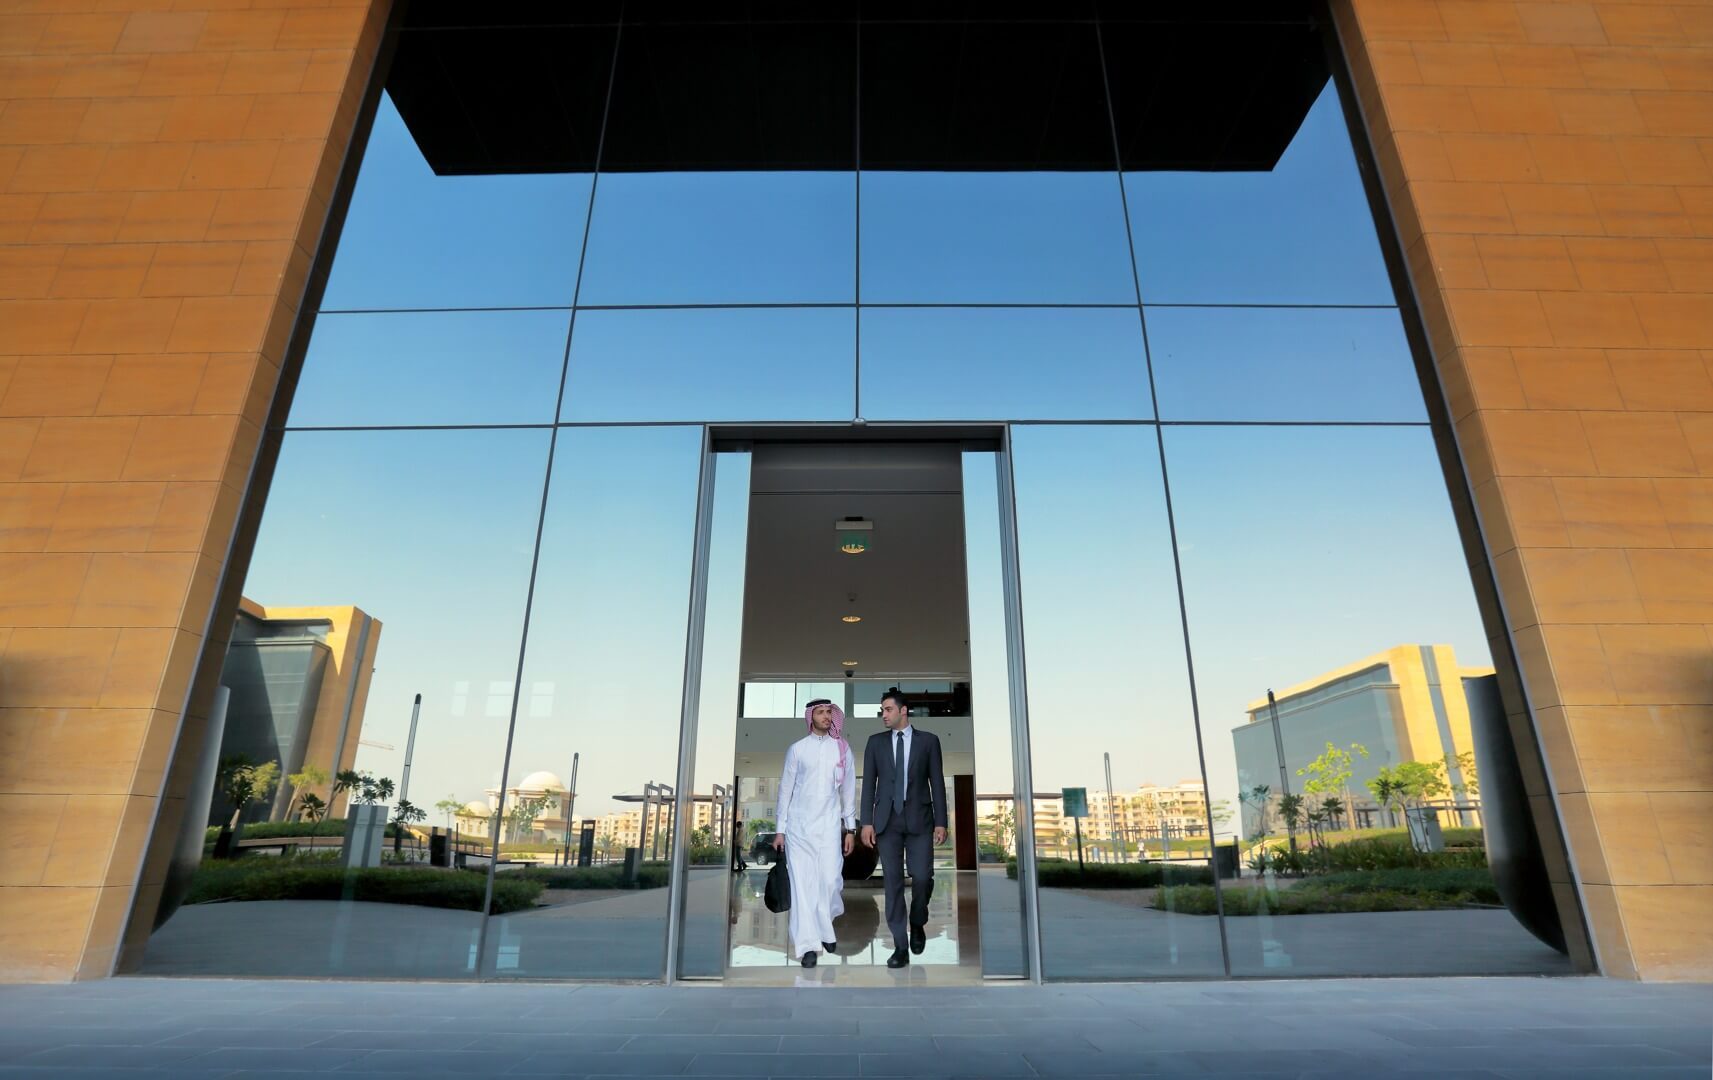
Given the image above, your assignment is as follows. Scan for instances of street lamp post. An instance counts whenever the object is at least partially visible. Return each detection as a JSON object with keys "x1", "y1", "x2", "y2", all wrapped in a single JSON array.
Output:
[
  {"x1": 1267, "y1": 689, "x2": 1298, "y2": 854},
  {"x1": 1103, "y1": 752, "x2": 1117, "y2": 863},
  {"x1": 398, "y1": 694, "x2": 422, "y2": 802}
]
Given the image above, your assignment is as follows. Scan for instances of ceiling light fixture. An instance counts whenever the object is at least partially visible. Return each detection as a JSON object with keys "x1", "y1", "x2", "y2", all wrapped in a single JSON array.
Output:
[
  {"x1": 837, "y1": 517, "x2": 872, "y2": 554},
  {"x1": 841, "y1": 615, "x2": 862, "y2": 623},
  {"x1": 841, "y1": 660, "x2": 860, "y2": 667}
]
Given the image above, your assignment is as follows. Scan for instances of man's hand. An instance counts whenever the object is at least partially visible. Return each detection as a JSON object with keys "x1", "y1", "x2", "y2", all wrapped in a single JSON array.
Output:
[
  {"x1": 772, "y1": 833, "x2": 784, "y2": 852},
  {"x1": 843, "y1": 832, "x2": 855, "y2": 856},
  {"x1": 860, "y1": 825, "x2": 875, "y2": 849},
  {"x1": 933, "y1": 826, "x2": 947, "y2": 845}
]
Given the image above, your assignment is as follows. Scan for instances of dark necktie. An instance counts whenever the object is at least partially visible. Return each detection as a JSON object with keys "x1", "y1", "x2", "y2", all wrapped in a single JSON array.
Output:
[{"x1": 893, "y1": 732, "x2": 905, "y2": 814}]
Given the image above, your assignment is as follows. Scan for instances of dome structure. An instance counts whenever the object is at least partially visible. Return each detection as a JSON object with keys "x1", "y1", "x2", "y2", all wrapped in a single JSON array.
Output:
[
  {"x1": 461, "y1": 801, "x2": 490, "y2": 817},
  {"x1": 516, "y1": 770, "x2": 565, "y2": 793}
]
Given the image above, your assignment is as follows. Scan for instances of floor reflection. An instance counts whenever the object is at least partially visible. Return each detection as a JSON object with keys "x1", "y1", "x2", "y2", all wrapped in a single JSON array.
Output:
[{"x1": 725, "y1": 868, "x2": 982, "y2": 985}]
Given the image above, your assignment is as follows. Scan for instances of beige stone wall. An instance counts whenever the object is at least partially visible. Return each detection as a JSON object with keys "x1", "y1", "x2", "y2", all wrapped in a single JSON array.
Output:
[
  {"x1": 1337, "y1": 0, "x2": 1713, "y2": 980},
  {"x1": 0, "y1": 0, "x2": 387, "y2": 981}
]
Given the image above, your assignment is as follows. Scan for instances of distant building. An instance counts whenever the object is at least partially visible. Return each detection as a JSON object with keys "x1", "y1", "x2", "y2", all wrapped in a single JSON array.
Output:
[
  {"x1": 210, "y1": 599, "x2": 381, "y2": 826},
  {"x1": 1232, "y1": 644, "x2": 1491, "y2": 838}
]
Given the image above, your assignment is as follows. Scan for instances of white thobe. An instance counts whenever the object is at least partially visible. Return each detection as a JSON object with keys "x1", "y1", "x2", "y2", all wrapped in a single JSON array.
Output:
[{"x1": 776, "y1": 733, "x2": 856, "y2": 959}]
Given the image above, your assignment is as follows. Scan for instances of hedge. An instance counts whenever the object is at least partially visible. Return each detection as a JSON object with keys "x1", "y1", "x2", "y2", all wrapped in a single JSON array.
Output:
[
  {"x1": 186, "y1": 859, "x2": 541, "y2": 913},
  {"x1": 515, "y1": 863, "x2": 670, "y2": 890},
  {"x1": 1155, "y1": 865, "x2": 1501, "y2": 916},
  {"x1": 204, "y1": 819, "x2": 402, "y2": 843},
  {"x1": 1008, "y1": 858, "x2": 1214, "y2": 888}
]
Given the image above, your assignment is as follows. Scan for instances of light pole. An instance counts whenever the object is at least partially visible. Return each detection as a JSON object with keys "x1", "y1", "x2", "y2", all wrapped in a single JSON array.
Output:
[
  {"x1": 1103, "y1": 752, "x2": 1117, "y2": 863},
  {"x1": 1267, "y1": 689, "x2": 1298, "y2": 854},
  {"x1": 398, "y1": 693, "x2": 422, "y2": 802},
  {"x1": 563, "y1": 752, "x2": 579, "y2": 846}
]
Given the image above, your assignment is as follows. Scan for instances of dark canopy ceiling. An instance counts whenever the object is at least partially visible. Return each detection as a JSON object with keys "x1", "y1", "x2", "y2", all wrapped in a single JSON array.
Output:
[{"x1": 386, "y1": 2, "x2": 1331, "y2": 175}]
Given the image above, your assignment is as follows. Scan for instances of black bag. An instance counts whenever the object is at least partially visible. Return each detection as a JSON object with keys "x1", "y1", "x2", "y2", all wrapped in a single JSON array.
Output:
[{"x1": 764, "y1": 850, "x2": 790, "y2": 913}]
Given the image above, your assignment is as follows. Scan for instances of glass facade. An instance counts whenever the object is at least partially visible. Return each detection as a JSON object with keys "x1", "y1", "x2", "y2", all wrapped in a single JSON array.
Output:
[{"x1": 137, "y1": 5, "x2": 1578, "y2": 983}]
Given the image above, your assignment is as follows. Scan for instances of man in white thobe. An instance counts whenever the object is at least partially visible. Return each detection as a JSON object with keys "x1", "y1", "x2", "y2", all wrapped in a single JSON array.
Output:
[{"x1": 772, "y1": 698, "x2": 856, "y2": 967}]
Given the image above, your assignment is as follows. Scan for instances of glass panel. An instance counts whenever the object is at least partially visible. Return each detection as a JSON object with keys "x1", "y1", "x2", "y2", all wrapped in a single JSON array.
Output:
[
  {"x1": 580, "y1": 173, "x2": 855, "y2": 305},
  {"x1": 1120, "y1": 85, "x2": 1394, "y2": 305},
  {"x1": 139, "y1": 429, "x2": 549, "y2": 978},
  {"x1": 861, "y1": 308, "x2": 1150, "y2": 421},
  {"x1": 480, "y1": 426, "x2": 703, "y2": 980},
  {"x1": 562, "y1": 308, "x2": 854, "y2": 423},
  {"x1": 860, "y1": 172, "x2": 1133, "y2": 303},
  {"x1": 859, "y1": 21, "x2": 1130, "y2": 303},
  {"x1": 1144, "y1": 307, "x2": 1425, "y2": 423},
  {"x1": 1167, "y1": 426, "x2": 1574, "y2": 977},
  {"x1": 678, "y1": 451, "x2": 752, "y2": 978},
  {"x1": 288, "y1": 311, "x2": 570, "y2": 428},
  {"x1": 321, "y1": 92, "x2": 599, "y2": 311},
  {"x1": 1011, "y1": 425, "x2": 1225, "y2": 979},
  {"x1": 579, "y1": 19, "x2": 856, "y2": 304},
  {"x1": 962, "y1": 450, "x2": 1028, "y2": 977}
]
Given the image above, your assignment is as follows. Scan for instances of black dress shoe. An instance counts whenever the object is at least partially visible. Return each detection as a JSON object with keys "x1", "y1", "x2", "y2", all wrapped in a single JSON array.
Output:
[
  {"x1": 822, "y1": 941, "x2": 838, "y2": 955},
  {"x1": 910, "y1": 925, "x2": 926, "y2": 954},
  {"x1": 801, "y1": 951, "x2": 818, "y2": 968},
  {"x1": 886, "y1": 948, "x2": 909, "y2": 968}
]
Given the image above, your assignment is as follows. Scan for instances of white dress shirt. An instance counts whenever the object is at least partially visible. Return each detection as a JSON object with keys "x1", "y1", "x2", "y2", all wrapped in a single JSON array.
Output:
[{"x1": 892, "y1": 724, "x2": 914, "y2": 801}]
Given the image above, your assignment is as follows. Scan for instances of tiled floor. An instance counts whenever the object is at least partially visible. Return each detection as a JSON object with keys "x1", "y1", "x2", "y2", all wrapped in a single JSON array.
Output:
[{"x1": 0, "y1": 975, "x2": 1706, "y2": 1078}]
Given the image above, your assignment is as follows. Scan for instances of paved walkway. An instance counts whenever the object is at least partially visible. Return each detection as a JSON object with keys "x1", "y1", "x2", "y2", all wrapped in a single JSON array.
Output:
[{"x1": 0, "y1": 975, "x2": 1707, "y2": 1078}]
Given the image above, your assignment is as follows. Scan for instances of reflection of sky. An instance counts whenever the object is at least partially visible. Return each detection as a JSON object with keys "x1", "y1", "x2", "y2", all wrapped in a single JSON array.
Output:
[
  {"x1": 1124, "y1": 89, "x2": 1392, "y2": 305},
  {"x1": 240, "y1": 77, "x2": 1492, "y2": 837},
  {"x1": 242, "y1": 430, "x2": 549, "y2": 810}
]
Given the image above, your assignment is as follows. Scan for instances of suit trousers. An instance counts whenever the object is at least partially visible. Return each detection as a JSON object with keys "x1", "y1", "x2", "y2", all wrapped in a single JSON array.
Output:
[{"x1": 875, "y1": 818, "x2": 934, "y2": 950}]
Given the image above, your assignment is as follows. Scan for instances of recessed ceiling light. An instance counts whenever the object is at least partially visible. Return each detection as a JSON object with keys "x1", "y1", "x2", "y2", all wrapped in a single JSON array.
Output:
[
  {"x1": 841, "y1": 660, "x2": 859, "y2": 667},
  {"x1": 837, "y1": 517, "x2": 872, "y2": 554},
  {"x1": 842, "y1": 615, "x2": 862, "y2": 623}
]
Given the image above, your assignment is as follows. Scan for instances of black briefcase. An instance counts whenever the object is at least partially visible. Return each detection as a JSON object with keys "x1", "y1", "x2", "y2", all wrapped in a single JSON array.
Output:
[{"x1": 764, "y1": 851, "x2": 790, "y2": 913}]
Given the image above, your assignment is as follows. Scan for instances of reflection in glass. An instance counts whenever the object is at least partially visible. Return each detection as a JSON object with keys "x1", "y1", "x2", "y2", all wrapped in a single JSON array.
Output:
[
  {"x1": 678, "y1": 450, "x2": 751, "y2": 978},
  {"x1": 861, "y1": 172, "x2": 1134, "y2": 303},
  {"x1": 1167, "y1": 427, "x2": 1571, "y2": 976},
  {"x1": 482, "y1": 426, "x2": 702, "y2": 980},
  {"x1": 579, "y1": 173, "x2": 855, "y2": 305},
  {"x1": 289, "y1": 310, "x2": 570, "y2": 428},
  {"x1": 1010, "y1": 426, "x2": 1224, "y2": 978},
  {"x1": 962, "y1": 450, "x2": 1028, "y2": 977},
  {"x1": 1144, "y1": 307, "x2": 1423, "y2": 422},
  {"x1": 563, "y1": 308, "x2": 855, "y2": 422},
  {"x1": 139, "y1": 429, "x2": 549, "y2": 978},
  {"x1": 321, "y1": 94, "x2": 594, "y2": 311},
  {"x1": 1123, "y1": 87, "x2": 1393, "y2": 305},
  {"x1": 861, "y1": 308, "x2": 1149, "y2": 421}
]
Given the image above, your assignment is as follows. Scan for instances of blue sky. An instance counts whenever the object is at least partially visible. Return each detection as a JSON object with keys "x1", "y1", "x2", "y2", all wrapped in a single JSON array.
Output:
[{"x1": 242, "y1": 80, "x2": 1493, "y2": 833}]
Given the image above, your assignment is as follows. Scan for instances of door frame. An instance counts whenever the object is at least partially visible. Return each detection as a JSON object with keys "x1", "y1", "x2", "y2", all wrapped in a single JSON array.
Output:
[{"x1": 665, "y1": 424, "x2": 1044, "y2": 984}]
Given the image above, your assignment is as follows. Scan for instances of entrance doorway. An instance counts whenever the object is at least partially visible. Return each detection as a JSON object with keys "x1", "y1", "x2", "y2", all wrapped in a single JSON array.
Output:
[{"x1": 671, "y1": 440, "x2": 1034, "y2": 984}]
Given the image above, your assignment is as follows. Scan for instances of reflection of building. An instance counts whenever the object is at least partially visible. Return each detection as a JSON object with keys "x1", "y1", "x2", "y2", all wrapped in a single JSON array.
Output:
[
  {"x1": 1088, "y1": 782, "x2": 1213, "y2": 844},
  {"x1": 456, "y1": 801, "x2": 494, "y2": 841},
  {"x1": 737, "y1": 776, "x2": 778, "y2": 831},
  {"x1": 1232, "y1": 645, "x2": 1491, "y2": 838},
  {"x1": 479, "y1": 770, "x2": 568, "y2": 843},
  {"x1": 210, "y1": 599, "x2": 381, "y2": 826}
]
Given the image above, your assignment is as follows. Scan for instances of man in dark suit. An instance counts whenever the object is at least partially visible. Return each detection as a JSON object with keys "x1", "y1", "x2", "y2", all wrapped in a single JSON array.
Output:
[{"x1": 859, "y1": 688, "x2": 947, "y2": 968}]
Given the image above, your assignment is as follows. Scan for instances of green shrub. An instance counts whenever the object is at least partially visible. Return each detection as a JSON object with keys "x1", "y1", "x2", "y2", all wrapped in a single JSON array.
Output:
[
  {"x1": 202, "y1": 819, "x2": 404, "y2": 843},
  {"x1": 1250, "y1": 832, "x2": 1487, "y2": 877},
  {"x1": 514, "y1": 862, "x2": 670, "y2": 890},
  {"x1": 1309, "y1": 867, "x2": 1500, "y2": 905},
  {"x1": 1005, "y1": 858, "x2": 1213, "y2": 888},
  {"x1": 185, "y1": 858, "x2": 540, "y2": 913},
  {"x1": 1155, "y1": 864, "x2": 1501, "y2": 916}
]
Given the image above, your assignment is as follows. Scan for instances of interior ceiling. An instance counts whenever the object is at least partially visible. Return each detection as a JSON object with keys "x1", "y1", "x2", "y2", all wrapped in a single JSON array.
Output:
[
  {"x1": 740, "y1": 444, "x2": 971, "y2": 680},
  {"x1": 386, "y1": 3, "x2": 1328, "y2": 175}
]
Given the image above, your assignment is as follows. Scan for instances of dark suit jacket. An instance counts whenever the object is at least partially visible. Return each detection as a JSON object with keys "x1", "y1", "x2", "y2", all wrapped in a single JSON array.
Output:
[{"x1": 861, "y1": 726, "x2": 947, "y2": 836}]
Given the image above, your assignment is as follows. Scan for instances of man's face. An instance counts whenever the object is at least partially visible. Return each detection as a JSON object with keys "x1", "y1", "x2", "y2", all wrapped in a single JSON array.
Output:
[
  {"x1": 880, "y1": 700, "x2": 904, "y2": 728},
  {"x1": 810, "y1": 704, "x2": 833, "y2": 733}
]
